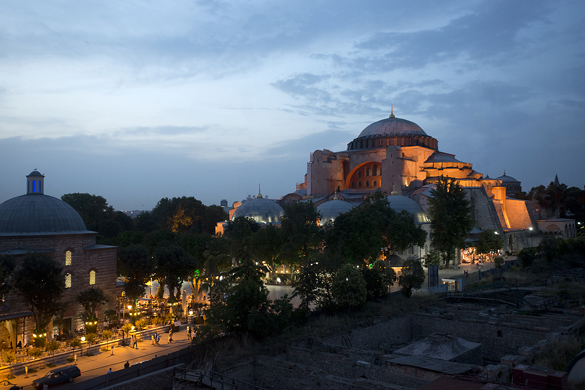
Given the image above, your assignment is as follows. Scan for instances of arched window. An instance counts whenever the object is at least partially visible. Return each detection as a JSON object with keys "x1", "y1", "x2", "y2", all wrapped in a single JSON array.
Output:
[
  {"x1": 65, "y1": 273, "x2": 72, "y2": 289},
  {"x1": 372, "y1": 165, "x2": 377, "y2": 176},
  {"x1": 373, "y1": 180, "x2": 377, "y2": 187},
  {"x1": 366, "y1": 168, "x2": 370, "y2": 176},
  {"x1": 89, "y1": 270, "x2": 96, "y2": 285},
  {"x1": 366, "y1": 181, "x2": 370, "y2": 187},
  {"x1": 351, "y1": 182, "x2": 355, "y2": 188},
  {"x1": 358, "y1": 181, "x2": 362, "y2": 187},
  {"x1": 65, "y1": 251, "x2": 72, "y2": 266},
  {"x1": 358, "y1": 171, "x2": 362, "y2": 178}
]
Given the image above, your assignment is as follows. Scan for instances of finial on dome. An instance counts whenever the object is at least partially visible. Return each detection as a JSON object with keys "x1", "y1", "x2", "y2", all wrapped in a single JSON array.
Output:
[
  {"x1": 503, "y1": 169, "x2": 506, "y2": 176},
  {"x1": 257, "y1": 184, "x2": 263, "y2": 198},
  {"x1": 390, "y1": 183, "x2": 398, "y2": 195},
  {"x1": 389, "y1": 104, "x2": 395, "y2": 118},
  {"x1": 333, "y1": 190, "x2": 338, "y2": 200}
]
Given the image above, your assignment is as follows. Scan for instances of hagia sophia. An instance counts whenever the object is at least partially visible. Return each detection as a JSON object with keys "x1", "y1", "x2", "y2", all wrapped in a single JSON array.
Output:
[{"x1": 223, "y1": 108, "x2": 577, "y2": 262}]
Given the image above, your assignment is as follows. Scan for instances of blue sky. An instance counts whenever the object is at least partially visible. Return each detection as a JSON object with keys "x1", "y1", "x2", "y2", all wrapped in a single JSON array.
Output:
[{"x1": 0, "y1": 0, "x2": 584, "y2": 210}]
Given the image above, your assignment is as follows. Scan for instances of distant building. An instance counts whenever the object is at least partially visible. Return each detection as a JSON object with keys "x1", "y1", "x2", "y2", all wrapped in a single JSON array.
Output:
[{"x1": 0, "y1": 170, "x2": 120, "y2": 347}]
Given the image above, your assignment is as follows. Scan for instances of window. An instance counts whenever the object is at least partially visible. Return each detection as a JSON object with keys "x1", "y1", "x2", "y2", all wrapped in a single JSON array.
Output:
[
  {"x1": 351, "y1": 182, "x2": 355, "y2": 188},
  {"x1": 89, "y1": 270, "x2": 96, "y2": 285},
  {"x1": 65, "y1": 273, "x2": 72, "y2": 288},
  {"x1": 358, "y1": 171, "x2": 362, "y2": 178},
  {"x1": 358, "y1": 181, "x2": 362, "y2": 187},
  {"x1": 366, "y1": 181, "x2": 370, "y2": 187},
  {"x1": 373, "y1": 180, "x2": 377, "y2": 187},
  {"x1": 372, "y1": 165, "x2": 377, "y2": 176},
  {"x1": 366, "y1": 168, "x2": 370, "y2": 176},
  {"x1": 65, "y1": 251, "x2": 72, "y2": 266}
]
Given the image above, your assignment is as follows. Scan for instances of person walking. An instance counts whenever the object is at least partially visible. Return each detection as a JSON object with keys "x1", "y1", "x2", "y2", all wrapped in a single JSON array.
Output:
[
  {"x1": 168, "y1": 328, "x2": 173, "y2": 343},
  {"x1": 124, "y1": 361, "x2": 130, "y2": 369},
  {"x1": 107, "y1": 368, "x2": 113, "y2": 374},
  {"x1": 187, "y1": 326, "x2": 192, "y2": 341},
  {"x1": 133, "y1": 335, "x2": 138, "y2": 349}
]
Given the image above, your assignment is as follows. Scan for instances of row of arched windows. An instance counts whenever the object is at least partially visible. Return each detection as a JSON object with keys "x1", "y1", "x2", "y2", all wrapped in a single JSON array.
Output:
[
  {"x1": 350, "y1": 180, "x2": 379, "y2": 188},
  {"x1": 64, "y1": 270, "x2": 96, "y2": 289}
]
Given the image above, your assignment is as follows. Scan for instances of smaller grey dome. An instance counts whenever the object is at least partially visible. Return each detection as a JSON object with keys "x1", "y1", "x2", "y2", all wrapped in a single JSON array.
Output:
[
  {"x1": 387, "y1": 195, "x2": 430, "y2": 224},
  {"x1": 496, "y1": 174, "x2": 519, "y2": 183},
  {"x1": 28, "y1": 170, "x2": 44, "y2": 177},
  {"x1": 317, "y1": 199, "x2": 353, "y2": 226},
  {"x1": 231, "y1": 197, "x2": 284, "y2": 225}
]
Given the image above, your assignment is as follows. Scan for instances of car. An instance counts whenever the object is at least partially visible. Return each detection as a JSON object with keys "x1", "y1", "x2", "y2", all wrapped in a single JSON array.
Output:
[{"x1": 32, "y1": 365, "x2": 81, "y2": 389}]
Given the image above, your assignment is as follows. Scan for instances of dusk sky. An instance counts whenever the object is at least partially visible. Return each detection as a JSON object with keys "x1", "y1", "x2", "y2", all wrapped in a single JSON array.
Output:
[{"x1": 1, "y1": 0, "x2": 584, "y2": 211}]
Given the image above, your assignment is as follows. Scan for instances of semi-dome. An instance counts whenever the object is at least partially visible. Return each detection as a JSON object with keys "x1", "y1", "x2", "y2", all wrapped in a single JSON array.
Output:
[
  {"x1": 387, "y1": 194, "x2": 430, "y2": 224},
  {"x1": 0, "y1": 170, "x2": 90, "y2": 236},
  {"x1": 0, "y1": 194, "x2": 90, "y2": 236},
  {"x1": 231, "y1": 197, "x2": 284, "y2": 225},
  {"x1": 317, "y1": 199, "x2": 353, "y2": 226},
  {"x1": 358, "y1": 117, "x2": 427, "y2": 138}
]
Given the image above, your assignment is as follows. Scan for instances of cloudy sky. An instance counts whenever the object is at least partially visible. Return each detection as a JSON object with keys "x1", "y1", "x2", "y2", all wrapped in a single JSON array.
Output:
[{"x1": 1, "y1": 0, "x2": 583, "y2": 210}]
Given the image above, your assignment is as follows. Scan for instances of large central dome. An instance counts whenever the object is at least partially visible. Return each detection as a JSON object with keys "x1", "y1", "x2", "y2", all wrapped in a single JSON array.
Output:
[
  {"x1": 358, "y1": 117, "x2": 427, "y2": 138},
  {"x1": 346, "y1": 111, "x2": 437, "y2": 151}
]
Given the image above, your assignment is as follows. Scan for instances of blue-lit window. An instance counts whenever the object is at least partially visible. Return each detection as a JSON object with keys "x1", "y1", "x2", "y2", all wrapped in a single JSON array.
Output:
[
  {"x1": 38, "y1": 181, "x2": 42, "y2": 193},
  {"x1": 32, "y1": 181, "x2": 36, "y2": 193}
]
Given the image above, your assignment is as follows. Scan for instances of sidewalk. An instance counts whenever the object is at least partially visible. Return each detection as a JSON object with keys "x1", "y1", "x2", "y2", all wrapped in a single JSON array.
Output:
[{"x1": 8, "y1": 326, "x2": 195, "y2": 389}]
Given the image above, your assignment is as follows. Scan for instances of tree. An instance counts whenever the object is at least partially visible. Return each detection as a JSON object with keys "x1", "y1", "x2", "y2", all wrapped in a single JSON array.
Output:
[
  {"x1": 539, "y1": 236, "x2": 561, "y2": 262},
  {"x1": 102, "y1": 329, "x2": 113, "y2": 349},
  {"x1": 423, "y1": 250, "x2": 442, "y2": 267},
  {"x1": 121, "y1": 323, "x2": 133, "y2": 345},
  {"x1": 476, "y1": 230, "x2": 503, "y2": 255},
  {"x1": 76, "y1": 287, "x2": 109, "y2": 333},
  {"x1": 428, "y1": 177, "x2": 473, "y2": 265},
  {"x1": 250, "y1": 224, "x2": 283, "y2": 277},
  {"x1": 13, "y1": 253, "x2": 64, "y2": 343},
  {"x1": 118, "y1": 245, "x2": 156, "y2": 304},
  {"x1": 517, "y1": 247, "x2": 537, "y2": 268},
  {"x1": 362, "y1": 260, "x2": 395, "y2": 300},
  {"x1": 331, "y1": 264, "x2": 367, "y2": 309},
  {"x1": 280, "y1": 201, "x2": 323, "y2": 273},
  {"x1": 494, "y1": 257, "x2": 504, "y2": 268},
  {"x1": 154, "y1": 244, "x2": 196, "y2": 301},
  {"x1": 46, "y1": 339, "x2": 60, "y2": 365},
  {"x1": 326, "y1": 191, "x2": 426, "y2": 265},
  {"x1": 399, "y1": 259, "x2": 425, "y2": 298},
  {"x1": 61, "y1": 193, "x2": 114, "y2": 231},
  {"x1": 0, "y1": 255, "x2": 15, "y2": 301}
]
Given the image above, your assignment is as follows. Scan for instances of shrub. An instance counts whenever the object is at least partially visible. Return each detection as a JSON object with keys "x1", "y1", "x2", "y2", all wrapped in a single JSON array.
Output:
[{"x1": 331, "y1": 264, "x2": 367, "y2": 309}]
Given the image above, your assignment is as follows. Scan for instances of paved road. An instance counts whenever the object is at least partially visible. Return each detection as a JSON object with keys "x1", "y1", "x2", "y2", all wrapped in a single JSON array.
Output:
[{"x1": 9, "y1": 328, "x2": 193, "y2": 389}]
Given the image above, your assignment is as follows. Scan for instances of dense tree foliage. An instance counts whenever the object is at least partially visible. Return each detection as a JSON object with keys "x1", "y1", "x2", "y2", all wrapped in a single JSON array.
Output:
[
  {"x1": 331, "y1": 264, "x2": 367, "y2": 309},
  {"x1": 476, "y1": 230, "x2": 504, "y2": 255},
  {"x1": 13, "y1": 254, "x2": 65, "y2": 335},
  {"x1": 0, "y1": 256, "x2": 15, "y2": 301},
  {"x1": 76, "y1": 287, "x2": 109, "y2": 332},
  {"x1": 428, "y1": 177, "x2": 473, "y2": 264},
  {"x1": 117, "y1": 244, "x2": 156, "y2": 303},
  {"x1": 280, "y1": 201, "x2": 323, "y2": 271},
  {"x1": 326, "y1": 191, "x2": 426, "y2": 265},
  {"x1": 61, "y1": 193, "x2": 114, "y2": 231},
  {"x1": 398, "y1": 259, "x2": 426, "y2": 298}
]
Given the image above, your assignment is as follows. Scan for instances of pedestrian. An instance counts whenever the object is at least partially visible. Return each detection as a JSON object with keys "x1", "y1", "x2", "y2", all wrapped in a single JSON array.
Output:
[
  {"x1": 124, "y1": 361, "x2": 130, "y2": 369},
  {"x1": 192, "y1": 329, "x2": 196, "y2": 340},
  {"x1": 187, "y1": 326, "x2": 192, "y2": 341},
  {"x1": 168, "y1": 328, "x2": 173, "y2": 343},
  {"x1": 152, "y1": 333, "x2": 155, "y2": 346},
  {"x1": 107, "y1": 368, "x2": 113, "y2": 374}
]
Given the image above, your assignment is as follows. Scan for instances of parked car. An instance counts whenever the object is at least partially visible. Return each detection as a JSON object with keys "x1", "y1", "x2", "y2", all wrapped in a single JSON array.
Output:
[{"x1": 33, "y1": 365, "x2": 81, "y2": 389}]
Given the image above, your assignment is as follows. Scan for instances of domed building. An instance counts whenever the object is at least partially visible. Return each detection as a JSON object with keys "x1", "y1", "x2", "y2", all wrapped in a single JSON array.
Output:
[
  {"x1": 495, "y1": 171, "x2": 522, "y2": 196},
  {"x1": 316, "y1": 195, "x2": 353, "y2": 225},
  {"x1": 287, "y1": 107, "x2": 569, "y2": 259},
  {"x1": 0, "y1": 171, "x2": 119, "y2": 347},
  {"x1": 230, "y1": 189, "x2": 284, "y2": 225}
]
